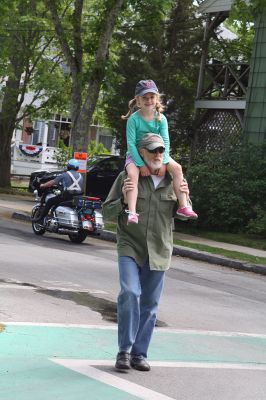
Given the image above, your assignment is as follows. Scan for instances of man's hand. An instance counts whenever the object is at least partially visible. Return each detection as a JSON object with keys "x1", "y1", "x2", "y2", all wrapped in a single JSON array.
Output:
[
  {"x1": 180, "y1": 179, "x2": 189, "y2": 196},
  {"x1": 156, "y1": 164, "x2": 167, "y2": 176},
  {"x1": 139, "y1": 165, "x2": 151, "y2": 177}
]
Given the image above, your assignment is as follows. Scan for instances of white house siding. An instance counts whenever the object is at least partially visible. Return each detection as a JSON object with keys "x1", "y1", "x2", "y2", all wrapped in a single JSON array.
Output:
[
  {"x1": 198, "y1": 0, "x2": 235, "y2": 13},
  {"x1": 198, "y1": 0, "x2": 249, "y2": 13}
]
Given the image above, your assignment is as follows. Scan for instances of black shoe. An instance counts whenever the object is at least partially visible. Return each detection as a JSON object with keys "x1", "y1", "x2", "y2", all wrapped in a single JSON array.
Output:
[
  {"x1": 115, "y1": 351, "x2": 130, "y2": 370},
  {"x1": 130, "y1": 356, "x2": 150, "y2": 371}
]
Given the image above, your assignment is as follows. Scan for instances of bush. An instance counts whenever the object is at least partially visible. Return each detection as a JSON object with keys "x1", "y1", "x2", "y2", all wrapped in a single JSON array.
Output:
[
  {"x1": 53, "y1": 140, "x2": 73, "y2": 169},
  {"x1": 87, "y1": 140, "x2": 110, "y2": 156},
  {"x1": 187, "y1": 143, "x2": 266, "y2": 236},
  {"x1": 247, "y1": 207, "x2": 266, "y2": 236},
  {"x1": 53, "y1": 139, "x2": 110, "y2": 169}
]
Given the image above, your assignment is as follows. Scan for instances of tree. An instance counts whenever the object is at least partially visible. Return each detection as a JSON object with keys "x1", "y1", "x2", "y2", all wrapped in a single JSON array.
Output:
[
  {"x1": 160, "y1": 0, "x2": 203, "y2": 160},
  {"x1": 103, "y1": 0, "x2": 203, "y2": 163},
  {"x1": 0, "y1": 0, "x2": 69, "y2": 188},
  {"x1": 44, "y1": 0, "x2": 125, "y2": 153}
]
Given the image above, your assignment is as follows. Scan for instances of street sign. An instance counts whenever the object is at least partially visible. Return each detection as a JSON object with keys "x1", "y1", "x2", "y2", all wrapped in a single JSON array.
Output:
[{"x1": 74, "y1": 152, "x2": 87, "y2": 173}]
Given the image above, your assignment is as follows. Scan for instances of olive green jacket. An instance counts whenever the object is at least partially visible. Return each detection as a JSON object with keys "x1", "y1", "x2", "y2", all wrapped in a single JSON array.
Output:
[{"x1": 102, "y1": 171, "x2": 177, "y2": 271}]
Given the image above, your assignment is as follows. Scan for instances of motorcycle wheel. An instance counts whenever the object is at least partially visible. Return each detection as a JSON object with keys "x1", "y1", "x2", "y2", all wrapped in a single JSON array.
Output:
[
  {"x1": 32, "y1": 208, "x2": 46, "y2": 235},
  {"x1": 68, "y1": 230, "x2": 87, "y2": 243}
]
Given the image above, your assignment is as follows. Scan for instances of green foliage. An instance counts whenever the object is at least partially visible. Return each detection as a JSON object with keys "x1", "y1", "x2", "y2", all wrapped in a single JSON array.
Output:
[
  {"x1": 53, "y1": 139, "x2": 110, "y2": 168},
  {"x1": 187, "y1": 144, "x2": 266, "y2": 236},
  {"x1": 87, "y1": 140, "x2": 110, "y2": 156},
  {"x1": 205, "y1": 4, "x2": 254, "y2": 65},
  {"x1": 231, "y1": 0, "x2": 266, "y2": 19},
  {"x1": 247, "y1": 207, "x2": 266, "y2": 236},
  {"x1": 0, "y1": 0, "x2": 70, "y2": 120},
  {"x1": 53, "y1": 140, "x2": 73, "y2": 169},
  {"x1": 103, "y1": 0, "x2": 203, "y2": 156}
]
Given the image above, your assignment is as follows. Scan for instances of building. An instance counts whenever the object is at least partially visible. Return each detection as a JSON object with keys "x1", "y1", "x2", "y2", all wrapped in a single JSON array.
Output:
[
  {"x1": 193, "y1": 0, "x2": 251, "y2": 154},
  {"x1": 11, "y1": 113, "x2": 115, "y2": 175}
]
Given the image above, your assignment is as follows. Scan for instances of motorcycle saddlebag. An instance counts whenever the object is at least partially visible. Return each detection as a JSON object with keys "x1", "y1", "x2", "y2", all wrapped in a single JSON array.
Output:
[{"x1": 73, "y1": 196, "x2": 102, "y2": 209}]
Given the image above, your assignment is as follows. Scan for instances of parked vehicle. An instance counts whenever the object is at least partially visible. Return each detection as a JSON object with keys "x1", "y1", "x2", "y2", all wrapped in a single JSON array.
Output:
[
  {"x1": 28, "y1": 155, "x2": 125, "y2": 200},
  {"x1": 85, "y1": 155, "x2": 124, "y2": 199},
  {"x1": 31, "y1": 178, "x2": 104, "y2": 243}
]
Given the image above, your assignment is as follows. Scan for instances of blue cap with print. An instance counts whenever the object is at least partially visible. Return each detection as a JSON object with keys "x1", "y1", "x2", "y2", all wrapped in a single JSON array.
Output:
[{"x1": 135, "y1": 80, "x2": 159, "y2": 97}]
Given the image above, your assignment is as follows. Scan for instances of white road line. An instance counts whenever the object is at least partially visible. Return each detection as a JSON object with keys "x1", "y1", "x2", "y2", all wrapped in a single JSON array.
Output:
[
  {"x1": 0, "y1": 285, "x2": 108, "y2": 295},
  {"x1": 1, "y1": 322, "x2": 117, "y2": 329},
  {"x1": 42, "y1": 281, "x2": 81, "y2": 285},
  {"x1": 52, "y1": 358, "x2": 266, "y2": 372},
  {"x1": 2, "y1": 322, "x2": 266, "y2": 339},
  {"x1": 45, "y1": 287, "x2": 109, "y2": 294},
  {"x1": 51, "y1": 359, "x2": 175, "y2": 400},
  {"x1": 156, "y1": 328, "x2": 266, "y2": 339},
  {"x1": 51, "y1": 358, "x2": 266, "y2": 400},
  {"x1": 0, "y1": 284, "x2": 34, "y2": 290}
]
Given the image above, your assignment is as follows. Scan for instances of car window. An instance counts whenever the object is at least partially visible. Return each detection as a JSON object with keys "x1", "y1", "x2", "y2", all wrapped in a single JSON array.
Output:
[
  {"x1": 87, "y1": 155, "x2": 110, "y2": 168},
  {"x1": 97, "y1": 159, "x2": 123, "y2": 172}
]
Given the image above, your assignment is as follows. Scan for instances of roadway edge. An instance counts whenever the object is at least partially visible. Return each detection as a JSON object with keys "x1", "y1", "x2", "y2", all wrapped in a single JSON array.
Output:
[{"x1": 11, "y1": 211, "x2": 266, "y2": 276}]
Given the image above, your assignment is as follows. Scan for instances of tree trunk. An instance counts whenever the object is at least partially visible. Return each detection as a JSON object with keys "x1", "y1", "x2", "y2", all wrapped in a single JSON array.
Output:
[
  {"x1": 71, "y1": 80, "x2": 103, "y2": 152},
  {"x1": 46, "y1": 0, "x2": 125, "y2": 152},
  {"x1": 0, "y1": 123, "x2": 12, "y2": 188},
  {"x1": 70, "y1": 0, "x2": 125, "y2": 152},
  {"x1": 0, "y1": 75, "x2": 22, "y2": 187}
]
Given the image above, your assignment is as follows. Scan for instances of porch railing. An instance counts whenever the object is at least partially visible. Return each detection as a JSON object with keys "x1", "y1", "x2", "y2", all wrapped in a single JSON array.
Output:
[{"x1": 197, "y1": 62, "x2": 250, "y2": 100}]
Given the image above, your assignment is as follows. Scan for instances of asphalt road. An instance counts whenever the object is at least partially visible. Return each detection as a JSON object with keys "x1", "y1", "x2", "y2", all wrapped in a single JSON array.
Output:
[{"x1": 1, "y1": 218, "x2": 266, "y2": 400}]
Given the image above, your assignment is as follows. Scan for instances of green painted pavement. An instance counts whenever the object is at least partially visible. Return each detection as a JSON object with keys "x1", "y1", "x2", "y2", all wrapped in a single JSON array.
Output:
[{"x1": 1, "y1": 324, "x2": 266, "y2": 399}]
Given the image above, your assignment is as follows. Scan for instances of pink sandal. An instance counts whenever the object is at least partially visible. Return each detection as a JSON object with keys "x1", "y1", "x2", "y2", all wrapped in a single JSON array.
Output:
[{"x1": 125, "y1": 210, "x2": 139, "y2": 224}]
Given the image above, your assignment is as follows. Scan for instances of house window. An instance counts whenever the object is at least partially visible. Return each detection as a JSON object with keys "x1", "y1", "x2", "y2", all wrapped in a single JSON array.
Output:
[
  {"x1": 99, "y1": 134, "x2": 113, "y2": 151},
  {"x1": 31, "y1": 121, "x2": 45, "y2": 145}
]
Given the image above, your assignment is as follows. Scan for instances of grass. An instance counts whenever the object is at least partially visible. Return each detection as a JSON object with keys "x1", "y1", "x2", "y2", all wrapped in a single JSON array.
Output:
[
  {"x1": 0, "y1": 179, "x2": 30, "y2": 196},
  {"x1": 174, "y1": 222, "x2": 266, "y2": 251},
  {"x1": 104, "y1": 222, "x2": 266, "y2": 265},
  {"x1": 0, "y1": 186, "x2": 30, "y2": 196},
  {"x1": 173, "y1": 238, "x2": 266, "y2": 266},
  {"x1": 104, "y1": 223, "x2": 117, "y2": 232}
]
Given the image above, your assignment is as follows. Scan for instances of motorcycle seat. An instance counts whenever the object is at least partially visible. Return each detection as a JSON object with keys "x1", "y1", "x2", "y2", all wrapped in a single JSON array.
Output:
[{"x1": 59, "y1": 200, "x2": 73, "y2": 207}]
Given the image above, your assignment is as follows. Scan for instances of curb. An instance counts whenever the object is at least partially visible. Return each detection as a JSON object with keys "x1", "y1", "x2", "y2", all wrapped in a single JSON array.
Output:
[
  {"x1": 11, "y1": 211, "x2": 266, "y2": 276},
  {"x1": 12, "y1": 212, "x2": 32, "y2": 222}
]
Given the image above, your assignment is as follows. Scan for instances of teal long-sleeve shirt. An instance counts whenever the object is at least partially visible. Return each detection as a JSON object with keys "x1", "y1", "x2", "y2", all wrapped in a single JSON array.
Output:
[{"x1": 126, "y1": 111, "x2": 170, "y2": 167}]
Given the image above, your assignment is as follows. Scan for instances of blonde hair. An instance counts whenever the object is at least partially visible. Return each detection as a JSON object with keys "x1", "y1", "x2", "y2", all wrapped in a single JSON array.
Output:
[{"x1": 121, "y1": 94, "x2": 164, "y2": 122}]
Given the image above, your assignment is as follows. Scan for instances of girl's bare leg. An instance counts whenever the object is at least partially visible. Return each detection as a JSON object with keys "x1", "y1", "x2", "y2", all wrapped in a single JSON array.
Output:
[
  {"x1": 167, "y1": 158, "x2": 187, "y2": 208},
  {"x1": 125, "y1": 162, "x2": 139, "y2": 215},
  {"x1": 167, "y1": 157, "x2": 198, "y2": 219}
]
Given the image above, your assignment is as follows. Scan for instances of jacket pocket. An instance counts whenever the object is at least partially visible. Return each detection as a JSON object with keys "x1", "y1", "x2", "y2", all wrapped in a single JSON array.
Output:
[
  {"x1": 159, "y1": 194, "x2": 176, "y2": 218},
  {"x1": 160, "y1": 194, "x2": 176, "y2": 202},
  {"x1": 136, "y1": 195, "x2": 147, "y2": 213}
]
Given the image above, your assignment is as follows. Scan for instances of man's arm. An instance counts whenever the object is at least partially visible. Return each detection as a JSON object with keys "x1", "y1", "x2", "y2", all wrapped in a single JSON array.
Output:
[
  {"x1": 40, "y1": 179, "x2": 56, "y2": 189},
  {"x1": 102, "y1": 172, "x2": 127, "y2": 222}
]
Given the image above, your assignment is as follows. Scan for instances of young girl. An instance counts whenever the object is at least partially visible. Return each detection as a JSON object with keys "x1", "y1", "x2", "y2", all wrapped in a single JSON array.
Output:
[{"x1": 122, "y1": 79, "x2": 198, "y2": 224}]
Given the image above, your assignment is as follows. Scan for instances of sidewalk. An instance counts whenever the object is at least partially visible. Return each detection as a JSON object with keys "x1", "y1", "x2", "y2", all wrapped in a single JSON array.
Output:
[{"x1": 0, "y1": 193, "x2": 266, "y2": 275}]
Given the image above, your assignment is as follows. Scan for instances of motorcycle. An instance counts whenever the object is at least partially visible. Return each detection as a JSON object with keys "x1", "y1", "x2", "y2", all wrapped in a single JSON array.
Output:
[{"x1": 31, "y1": 177, "x2": 104, "y2": 243}]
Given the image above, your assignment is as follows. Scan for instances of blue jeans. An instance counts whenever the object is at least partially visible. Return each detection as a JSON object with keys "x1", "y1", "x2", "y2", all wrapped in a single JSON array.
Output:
[{"x1": 117, "y1": 256, "x2": 165, "y2": 358}]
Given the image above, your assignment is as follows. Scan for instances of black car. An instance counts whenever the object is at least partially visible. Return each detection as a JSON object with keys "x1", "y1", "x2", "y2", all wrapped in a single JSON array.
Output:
[
  {"x1": 28, "y1": 155, "x2": 125, "y2": 200},
  {"x1": 85, "y1": 155, "x2": 124, "y2": 199}
]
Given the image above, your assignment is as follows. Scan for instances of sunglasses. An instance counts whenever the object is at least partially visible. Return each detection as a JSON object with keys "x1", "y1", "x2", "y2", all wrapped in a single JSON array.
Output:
[{"x1": 146, "y1": 147, "x2": 165, "y2": 154}]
